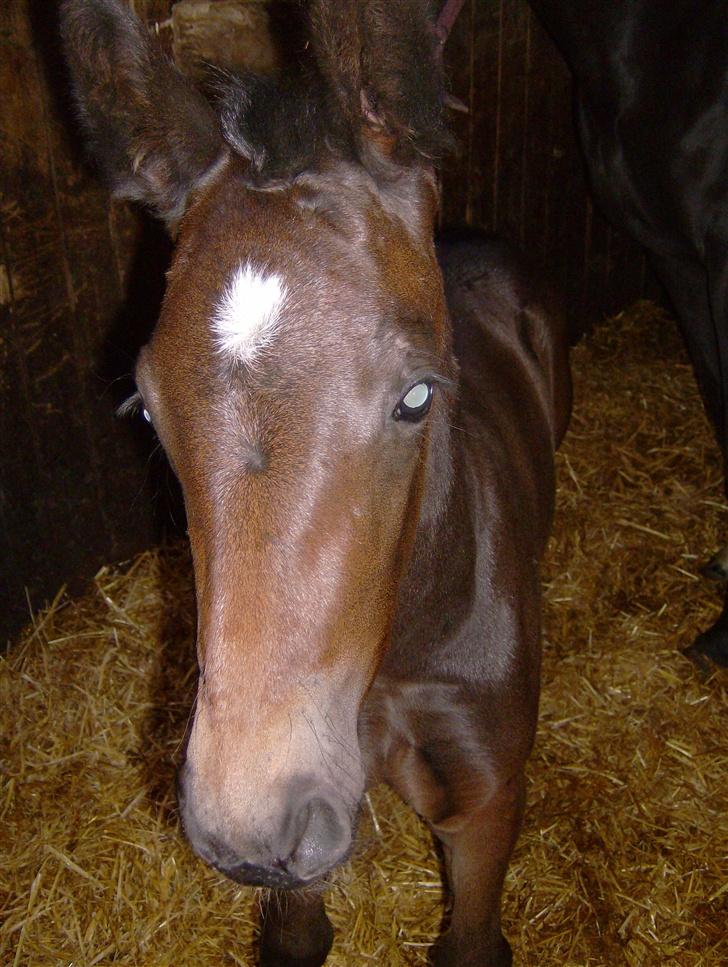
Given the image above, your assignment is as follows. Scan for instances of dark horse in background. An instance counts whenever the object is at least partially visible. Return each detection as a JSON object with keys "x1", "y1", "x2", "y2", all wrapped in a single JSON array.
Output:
[
  {"x1": 62, "y1": 0, "x2": 570, "y2": 964},
  {"x1": 529, "y1": 0, "x2": 728, "y2": 666}
]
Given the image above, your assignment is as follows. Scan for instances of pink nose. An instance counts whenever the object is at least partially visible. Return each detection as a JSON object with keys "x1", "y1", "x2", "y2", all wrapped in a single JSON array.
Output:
[{"x1": 178, "y1": 765, "x2": 353, "y2": 888}]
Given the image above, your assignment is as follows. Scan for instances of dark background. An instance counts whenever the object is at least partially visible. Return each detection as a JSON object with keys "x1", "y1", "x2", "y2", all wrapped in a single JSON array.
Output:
[{"x1": 0, "y1": 0, "x2": 657, "y2": 644}]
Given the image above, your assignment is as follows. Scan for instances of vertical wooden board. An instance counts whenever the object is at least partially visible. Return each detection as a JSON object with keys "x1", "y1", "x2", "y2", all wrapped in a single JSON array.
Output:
[
  {"x1": 0, "y1": 220, "x2": 43, "y2": 634},
  {"x1": 0, "y1": 0, "x2": 46, "y2": 589},
  {"x1": 527, "y1": 10, "x2": 590, "y2": 313},
  {"x1": 522, "y1": 4, "x2": 578, "y2": 259},
  {"x1": 441, "y1": 0, "x2": 503, "y2": 229},
  {"x1": 440, "y1": 0, "x2": 477, "y2": 227},
  {"x1": 468, "y1": 0, "x2": 505, "y2": 229},
  {"x1": 63, "y1": 2, "x2": 173, "y2": 550},
  {"x1": 440, "y1": 0, "x2": 657, "y2": 324},
  {"x1": 517, "y1": 8, "x2": 545, "y2": 249},
  {"x1": 518, "y1": 6, "x2": 553, "y2": 250},
  {"x1": 0, "y1": 0, "x2": 161, "y2": 641},
  {"x1": 0, "y1": 2, "x2": 105, "y2": 553},
  {"x1": 490, "y1": 0, "x2": 530, "y2": 241},
  {"x1": 519, "y1": 0, "x2": 584, "y2": 304},
  {"x1": 523, "y1": 2, "x2": 659, "y2": 319}
]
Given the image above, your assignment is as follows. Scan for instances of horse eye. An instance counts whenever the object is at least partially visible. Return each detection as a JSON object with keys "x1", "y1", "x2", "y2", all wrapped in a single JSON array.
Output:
[
  {"x1": 142, "y1": 408, "x2": 152, "y2": 424},
  {"x1": 393, "y1": 381, "x2": 434, "y2": 422}
]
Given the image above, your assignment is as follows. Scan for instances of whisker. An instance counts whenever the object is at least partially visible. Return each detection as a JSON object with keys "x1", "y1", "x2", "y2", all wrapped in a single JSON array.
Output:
[
  {"x1": 301, "y1": 710, "x2": 357, "y2": 788},
  {"x1": 447, "y1": 420, "x2": 477, "y2": 439},
  {"x1": 296, "y1": 680, "x2": 360, "y2": 763},
  {"x1": 125, "y1": 441, "x2": 163, "y2": 513},
  {"x1": 172, "y1": 689, "x2": 199, "y2": 759}
]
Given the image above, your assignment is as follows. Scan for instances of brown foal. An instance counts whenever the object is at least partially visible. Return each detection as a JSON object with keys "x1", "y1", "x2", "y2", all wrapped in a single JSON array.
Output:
[{"x1": 61, "y1": 2, "x2": 571, "y2": 963}]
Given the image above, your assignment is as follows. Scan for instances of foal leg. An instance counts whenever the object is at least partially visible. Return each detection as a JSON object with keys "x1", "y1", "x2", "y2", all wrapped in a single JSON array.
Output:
[
  {"x1": 384, "y1": 731, "x2": 526, "y2": 967},
  {"x1": 258, "y1": 889, "x2": 333, "y2": 967},
  {"x1": 427, "y1": 773, "x2": 525, "y2": 967}
]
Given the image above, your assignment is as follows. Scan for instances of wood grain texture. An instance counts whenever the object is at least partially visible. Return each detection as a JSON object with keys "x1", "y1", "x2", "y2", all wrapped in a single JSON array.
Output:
[
  {"x1": 441, "y1": 0, "x2": 658, "y2": 323},
  {"x1": 0, "y1": 0, "x2": 168, "y2": 643}
]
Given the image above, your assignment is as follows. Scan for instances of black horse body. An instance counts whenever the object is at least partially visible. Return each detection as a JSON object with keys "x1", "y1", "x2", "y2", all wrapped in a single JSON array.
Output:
[{"x1": 530, "y1": 0, "x2": 728, "y2": 664}]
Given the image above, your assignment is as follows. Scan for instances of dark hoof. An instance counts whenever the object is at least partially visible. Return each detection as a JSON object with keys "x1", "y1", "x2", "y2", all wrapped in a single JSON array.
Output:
[
  {"x1": 259, "y1": 915, "x2": 333, "y2": 967},
  {"x1": 259, "y1": 952, "x2": 330, "y2": 967},
  {"x1": 681, "y1": 584, "x2": 728, "y2": 668},
  {"x1": 259, "y1": 942, "x2": 331, "y2": 967},
  {"x1": 683, "y1": 628, "x2": 728, "y2": 668},
  {"x1": 699, "y1": 556, "x2": 728, "y2": 582},
  {"x1": 429, "y1": 935, "x2": 512, "y2": 967}
]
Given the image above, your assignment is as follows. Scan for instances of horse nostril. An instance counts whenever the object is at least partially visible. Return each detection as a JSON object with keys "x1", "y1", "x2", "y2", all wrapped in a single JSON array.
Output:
[
  {"x1": 291, "y1": 797, "x2": 349, "y2": 880},
  {"x1": 178, "y1": 772, "x2": 352, "y2": 886}
]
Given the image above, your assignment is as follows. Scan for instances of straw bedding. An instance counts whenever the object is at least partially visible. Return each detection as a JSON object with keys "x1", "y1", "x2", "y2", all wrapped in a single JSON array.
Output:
[{"x1": 2, "y1": 302, "x2": 727, "y2": 966}]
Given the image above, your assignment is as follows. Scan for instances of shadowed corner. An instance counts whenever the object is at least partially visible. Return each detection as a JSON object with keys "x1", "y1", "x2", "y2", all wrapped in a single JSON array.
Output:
[{"x1": 134, "y1": 541, "x2": 198, "y2": 828}]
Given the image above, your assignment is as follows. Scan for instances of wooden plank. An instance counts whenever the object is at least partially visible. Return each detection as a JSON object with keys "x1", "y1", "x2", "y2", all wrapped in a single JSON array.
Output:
[
  {"x1": 441, "y1": 0, "x2": 500, "y2": 228},
  {"x1": 490, "y1": 0, "x2": 530, "y2": 239},
  {"x1": 439, "y1": 0, "x2": 656, "y2": 323},
  {"x1": 0, "y1": 0, "x2": 160, "y2": 642}
]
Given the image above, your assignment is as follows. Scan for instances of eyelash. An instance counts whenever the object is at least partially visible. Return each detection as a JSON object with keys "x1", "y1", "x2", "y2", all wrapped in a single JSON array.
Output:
[
  {"x1": 116, "y1": 391, "x2": 143, "y2": 419},
  {"x1": 116, "y1": 391, "x2": 152, "y2": 425}
]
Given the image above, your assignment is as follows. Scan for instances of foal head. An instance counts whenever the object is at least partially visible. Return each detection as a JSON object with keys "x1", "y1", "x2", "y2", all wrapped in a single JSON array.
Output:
[{"x1": 63, "y1": 0, "x2": 453, "y2": 886}]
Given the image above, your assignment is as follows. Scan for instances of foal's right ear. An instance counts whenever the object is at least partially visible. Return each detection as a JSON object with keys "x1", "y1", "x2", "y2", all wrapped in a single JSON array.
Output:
[{"x1": 61, "y1": 0, "x2": 224, "y2": 227}]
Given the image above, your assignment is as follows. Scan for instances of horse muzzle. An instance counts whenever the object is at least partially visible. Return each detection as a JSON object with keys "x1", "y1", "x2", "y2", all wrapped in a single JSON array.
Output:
[{"x1": 178, "y1": 764, "x2": 355, "y2": 887}]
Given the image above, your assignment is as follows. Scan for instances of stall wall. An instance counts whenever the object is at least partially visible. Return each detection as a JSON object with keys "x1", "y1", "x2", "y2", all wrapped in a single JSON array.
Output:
[
  {"x1": 1, "y1": 0, "x2": 172, "y2": 639},
  {"x1": 441, "y1": 0, "x2": 656, "y2": 318}
]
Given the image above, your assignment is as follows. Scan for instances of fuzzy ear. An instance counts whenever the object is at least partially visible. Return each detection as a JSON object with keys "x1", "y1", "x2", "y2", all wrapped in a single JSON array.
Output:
[
  {"x1": 61, "y1": 0, "x2": 223, "y2": 225},
  {"x1": 309, "y1": 0, "x2": 451, "y2": 168}
]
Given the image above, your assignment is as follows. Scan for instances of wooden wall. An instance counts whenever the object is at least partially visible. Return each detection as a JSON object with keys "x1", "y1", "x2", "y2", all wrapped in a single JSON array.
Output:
[
  {"x1": 441, "y1": 0, "x2": 656, "y2": 320},
  {"x1": 0, "y1": 0, "x2": 174, "y2": 642},
  {"x1": 0, "y1": 0, "x2": 656, "y2": 644}
]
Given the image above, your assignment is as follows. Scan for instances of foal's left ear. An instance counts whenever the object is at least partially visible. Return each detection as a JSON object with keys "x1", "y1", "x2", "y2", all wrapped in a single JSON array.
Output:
[
  {"x1": 310, "y1": 0, "x2": 451, "y2": 171},
  {"x1": 61, "y1": 0, "x2": 223, "y2": 227}
]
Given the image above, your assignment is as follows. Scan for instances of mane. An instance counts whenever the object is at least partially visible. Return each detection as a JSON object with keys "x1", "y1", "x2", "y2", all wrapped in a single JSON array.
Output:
[
  {"x1": 218, "y1": 68, "x2": 353, "y2": 185},
  {"x1": 216, "y1": 0, "x2": 452, "y2": 186}
]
